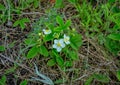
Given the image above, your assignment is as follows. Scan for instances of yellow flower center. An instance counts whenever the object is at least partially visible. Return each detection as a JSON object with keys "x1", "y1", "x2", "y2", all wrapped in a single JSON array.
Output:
[
  {"x1": 57, "y1": 42, "x2": 61, "y2": 47},
  {"x1": 64, "y1": 38, "x2": 69, "y2": 42},
  {"x1": 45, "y1": 29, "x2": 49, "y2": 32}
]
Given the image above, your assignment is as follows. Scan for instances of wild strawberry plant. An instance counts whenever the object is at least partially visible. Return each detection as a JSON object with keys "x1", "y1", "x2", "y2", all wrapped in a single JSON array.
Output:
[{"x1": 24, "y1": 12, "x2": 82, "y2": 68}]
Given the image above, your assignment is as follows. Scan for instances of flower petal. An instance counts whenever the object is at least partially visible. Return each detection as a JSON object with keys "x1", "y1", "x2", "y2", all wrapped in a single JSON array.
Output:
[
  {"x1": 56, "y1": 47, "x2": 62, "y2": 52},
  {"x1": 59, "y1": 39, "x2": 64, "y2": 43},
  {"x1": 43, "y1": 29, "x2": 45, "y2": 32},
  {"x1": 54, "y1": 39, "x2": 58, "y2": 44},
  {"x1": 64, "y1": 34, "x2": 66, "y2": 38},
  {"x1": 65, "y1": 41, "x2": 70, "y2": 44},
  {"x1": 61, "y1": 43, "x2": 65, "y2": 48},
  {"x1": 53, "y1": 44, "x2": 57, "y2": 48}
]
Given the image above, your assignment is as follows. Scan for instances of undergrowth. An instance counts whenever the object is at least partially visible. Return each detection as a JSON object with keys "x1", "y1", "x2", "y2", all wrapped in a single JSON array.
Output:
[{"x1": 0, "y1": 0, "x2": 120, "y2": 85}]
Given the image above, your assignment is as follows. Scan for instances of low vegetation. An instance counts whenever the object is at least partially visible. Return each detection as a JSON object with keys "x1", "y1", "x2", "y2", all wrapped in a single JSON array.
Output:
[{"x1": 0, "y1": 0, "x2": 120, "y2": 85}]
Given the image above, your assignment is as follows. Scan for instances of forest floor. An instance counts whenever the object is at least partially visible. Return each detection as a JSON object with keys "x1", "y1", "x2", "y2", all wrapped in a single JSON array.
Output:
[{"x1": 0, "y1": 0, "x2": 120, "y2": 85}]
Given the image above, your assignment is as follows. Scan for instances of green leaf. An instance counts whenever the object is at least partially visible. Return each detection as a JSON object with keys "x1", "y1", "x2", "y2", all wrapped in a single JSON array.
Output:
[
  {"x1": 27, "y1": 46, "x2": 38, "y2": 59},
  {"x1": 85, "y1": 76, "x2": 94, "y2": 85},
  {"x1": 44, "y1": 34, "x2": 54, "y2": 41},
  {"x1": 93, "y1": 73, "x2": 109, "y2": 83},
  {"x1": 70, "y1": 34, "x2": 82, "y2": 50},
  {"x1": 53, "y1": 50, "x2": 64, "y2": 67},
  {"x1": 0, "y1": 4, "x2": 5, "y2": 10},
  {"x1": 13, "y1": 20, "x2": 20, "y2": 27},
  {"x1": 52, "y1": 49, "x2": 61, "y2": 57},
  {"x1": 112, "y1": 6, "x2": 120, "y2": 13},
  {"x1": 47, "y1": 59, "x2": 56, "y2": 66},
  {"x1": 108, "y1": 0, "x2": 115, "y2": 3},
  {"x1": 24, "y1": 39, "x2": 36, "y2": 45},
  {"x1": 56, "y1": 16, "x2": 64, "y2": 26},
  {"x1": 68, "y1": 0, "x2": 76, "y2": 4},
  {"x1": 27, "y1": 0, "x2": 34, "y2": 3},
  {"x1": 64, "y1": 61, "x2": 72, "y2": 67},
  {"x1": 108, "y1": 33, "x2": 120, "y2": 41},
  {"x1": 53, "y1": 27, "x2": 63, "y2": 33},
  {"x1": 56, "y1": 56, "x2": 64, "y2": 67},
  {"x1": 38, "y1": 45, "x2": 49, "y2": 57},
  {"x1": 20, "y1": 22, "x2": 26, "y2": 29},
  {"x1": 0, "y1": 76, "x2": 6, "y2": 85},
  {"x1": 0, "y1": 45, "x2": 5, "y2": 51},
  {"x1": 117, "y1": 70, "x2": 120, "y2": 81},
  {"x1": 34, "y1": 0, "x2": 39, "y2": 8},
  {"x1": 55, "y1": 0, "x2": 63, "y2": 8},
  {"x1": 13, "y1": 18, "x2": 30, "y2": 30},
  {"x1": 20, "y1": 80, "x2": 28, "y2": 85},
  {"x1": 104, "y1": 38, "x2": 120, "y2": 55},
  {"x1": 21, "y1": 18, "x2": 30, "y2": 23},
  {"x1": 54, "y1": 78, "x2": 67, "y2": 84},
  {"x1": 64, "y1": 20, "x2": 71, "y2": 29},
  {"x1": 69, "y1": 51, "x2": 78, "y2": 60}
]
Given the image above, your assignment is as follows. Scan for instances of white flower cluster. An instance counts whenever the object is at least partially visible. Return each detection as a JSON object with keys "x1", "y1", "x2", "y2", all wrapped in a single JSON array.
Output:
[
  {"x1": 53, "y1": 34, "x2": 70, "y2": 52},
  {"x1": 42, "y1": 29, "x2": 70, "y2": 52}
]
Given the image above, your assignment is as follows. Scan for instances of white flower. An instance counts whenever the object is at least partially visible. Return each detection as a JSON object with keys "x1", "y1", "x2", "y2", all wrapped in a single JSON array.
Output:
[
  {"x1": 43, "y1": 29, "x2": 52, "y2": 34},
  {"x1": 63, "y1": 34, "x2": 70, "y2": 44},
  {"x1": 53, "y1": 39, "x2": 65, "y2": 52}
]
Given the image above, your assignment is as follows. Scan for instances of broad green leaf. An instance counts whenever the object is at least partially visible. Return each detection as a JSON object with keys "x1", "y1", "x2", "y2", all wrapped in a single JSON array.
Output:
[
  {"x1": 108, "y1": 33, "x2": 120, "y2": 41},
  {"x1": 53, "y1": 50, "x2": 64, "y2": 67},
  {"x1": 20, "y1": 80, "x2": 28, "y2": 85},
  {"x1": 52, "y1": 49, "x2": 59, "y2": 57},
  {"x1": 47, "y1": 59, "x2": 56, "y2": 66},
  {"x1": 85, "y1": 76, "x2": 94, "y2": 85},
  {"x1": 38, "y1": 45, "x2": 49, "y2": 57},
  {"x1": 27, "y1": 46, "x2": 38, "y2": 59},
  {"x1": 45, "y1": 23, "x2": 54, "y2": 31},
  {"x1": 56, "y1": 56, "x2": 64, "y2": 67},
  {"x1": 104, "y1": 38, "x2": 120, "y2": 55},
  {"x1": 0, "y1": 45, "x2": 5, "y2": 51},
  {"x1": 53, "y1": 27, "x2": 63, "y2": 33},
  {"x1": 44, "y1": 34, "x2": 54, "y2": 41},
  {"x1": 93, "y1": 73, "x2": 109, "y2": 83},
  {"x1": 69, "y1": 51, "x2": 78, "y2": 60},
  {"x1": 56, "y1": 16, "x2": 64, "y2": 26},
  {"x1": 117, "y1": 70, "x2": 120, "y2": 81},
  {"x1": 70, "y1": 34, "x2": 82, "y2": 50},
  {"x1": 0, "y1": 76, "x2": 6, "y2": 85}
]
